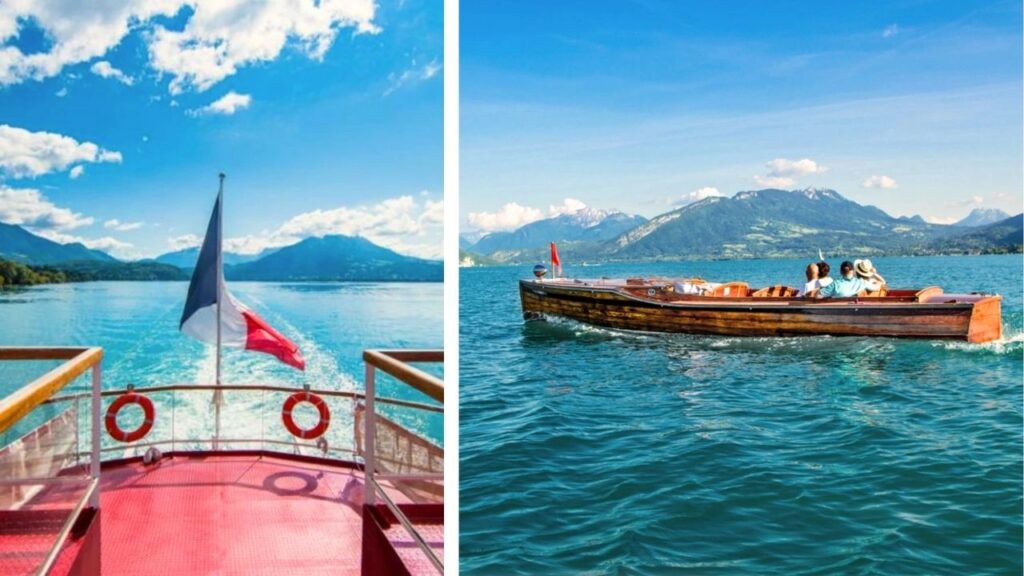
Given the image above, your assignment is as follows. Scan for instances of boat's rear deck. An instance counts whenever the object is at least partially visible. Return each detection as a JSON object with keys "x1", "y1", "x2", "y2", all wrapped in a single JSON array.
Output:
[
  {"x1": 10, "y1": 453, "x2": 438, "y2": 575},
  {"x1": 100, "y1": 454, "x2": 379, "y2": 575}
]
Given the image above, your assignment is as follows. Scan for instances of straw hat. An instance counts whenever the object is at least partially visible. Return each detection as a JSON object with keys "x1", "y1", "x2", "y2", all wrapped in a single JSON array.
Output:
[{"x1": 854, "y1": 259, "x2": 876, "y2": 278}]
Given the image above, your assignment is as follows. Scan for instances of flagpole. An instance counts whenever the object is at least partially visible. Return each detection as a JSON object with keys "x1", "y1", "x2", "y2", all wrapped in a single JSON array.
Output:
[{"x1": 214, "y1": 172, "x2": 225, "y2": 450}]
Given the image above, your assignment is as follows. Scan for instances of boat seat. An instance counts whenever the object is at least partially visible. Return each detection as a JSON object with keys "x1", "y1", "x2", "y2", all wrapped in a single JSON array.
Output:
[
  {"x1": 862, "y1": 286, "x2": 889, "y2": 298},
  {"x1": 751, "y1": 285, "x2": 799, "y2": 298},
  {"x1": 914, "y1": 286, "x2": 943, "y2": 301},
  {"x1": 709, "y1": 282, "x2": 749, "y2": 297}
]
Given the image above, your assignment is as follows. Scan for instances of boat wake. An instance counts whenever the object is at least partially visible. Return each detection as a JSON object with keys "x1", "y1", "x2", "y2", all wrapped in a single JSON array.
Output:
[{"x1": 933, "y1": 328, "x2": 1024, "y2": 355}]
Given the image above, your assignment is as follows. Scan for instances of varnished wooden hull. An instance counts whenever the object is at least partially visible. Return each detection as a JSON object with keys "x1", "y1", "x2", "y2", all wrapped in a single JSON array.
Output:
[{"x1": 519, "y1": 280, "x2": 1003, "y2": 343}]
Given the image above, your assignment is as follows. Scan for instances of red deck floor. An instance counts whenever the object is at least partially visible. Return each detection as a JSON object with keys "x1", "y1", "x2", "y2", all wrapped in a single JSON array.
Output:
[{"x1": 96, "y1": 454, "x2": 399, "y2": 576}]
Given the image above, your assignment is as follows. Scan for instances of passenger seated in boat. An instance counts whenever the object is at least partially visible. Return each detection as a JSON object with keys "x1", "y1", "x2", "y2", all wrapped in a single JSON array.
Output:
[
  {"x1": 673, "y1": 280, "x2": 707, "y2": 295},
  {"x1": 854, "y1": 259, "x2": 886, "y2": 288},
  {"x1": 816, "y1": 260, "x2": 878, "y2": 298},
  {"x1": 816, "y1": 261, "x2": 833, "y2": 288},
  {"x1": 797, "y1": 263, "x2": 820, "y2": 297}
]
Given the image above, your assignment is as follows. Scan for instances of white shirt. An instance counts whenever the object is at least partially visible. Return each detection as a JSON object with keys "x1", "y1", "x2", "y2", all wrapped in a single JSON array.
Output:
[{"x1": 798, "y1": 277, "x2": 831, "y2": 297}]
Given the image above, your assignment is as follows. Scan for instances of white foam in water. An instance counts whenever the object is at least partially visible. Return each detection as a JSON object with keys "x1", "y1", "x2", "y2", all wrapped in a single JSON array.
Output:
[
  {"x1": 934, "y1": 327, "x2": 1024, "y2": 355},
  {"x1": 167, "y1": 298, "x2": 359, "y2": 453}
]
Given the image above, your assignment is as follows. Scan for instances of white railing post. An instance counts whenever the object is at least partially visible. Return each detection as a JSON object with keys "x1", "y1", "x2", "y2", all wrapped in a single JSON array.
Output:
[
  {"x1": 364, "y1": 364, "x2": 376, "y2": 505},
  {"x1": 90, "y1": 363, "x2": 101, "y2": 508}
]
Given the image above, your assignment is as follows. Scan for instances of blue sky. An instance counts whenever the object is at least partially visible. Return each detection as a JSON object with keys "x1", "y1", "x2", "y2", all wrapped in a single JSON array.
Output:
[
  {"x1": 0, "y1": 0, "x2": 442, "y2": 259},
  {"x1": 462, "y1": 0, "x2": 1023, "y2": 234}
]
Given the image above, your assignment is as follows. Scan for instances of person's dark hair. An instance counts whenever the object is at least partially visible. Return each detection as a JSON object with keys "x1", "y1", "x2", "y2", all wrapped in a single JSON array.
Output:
[
  {"x1": 840, "y1": 261, "x2": 854, "y2": 275},
  {"x1": 817, "y1": 261, "x2": 830, "y2": 278}
]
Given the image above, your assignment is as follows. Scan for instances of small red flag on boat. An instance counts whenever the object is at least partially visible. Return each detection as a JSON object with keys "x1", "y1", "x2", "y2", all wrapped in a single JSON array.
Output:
[{"x1": 550, "y1": 242, "x2": 562, "y2": 277}]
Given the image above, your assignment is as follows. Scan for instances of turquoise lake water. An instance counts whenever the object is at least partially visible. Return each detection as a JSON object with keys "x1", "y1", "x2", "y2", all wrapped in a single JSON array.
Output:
[
  {"x1": 0, "y1": 281, "x2": 443, "y2": 449},
  {"x1": 460, "y1": 255, "x2": 1023, "y2": 575}
]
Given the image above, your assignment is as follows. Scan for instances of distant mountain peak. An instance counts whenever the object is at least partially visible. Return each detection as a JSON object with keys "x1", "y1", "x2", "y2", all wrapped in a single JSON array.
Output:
[
  {"x1": 955, "y1": 207, "x2": 1012, "y2": 227},
  {"x1": 470, "y1": 206, "x2": 647, "y2": 254},
  {"x1": 799, "y1": 187, "x2": 841, "y2": 200},
  {"x1": 0, "y1": 222, "x2": 117, "y2": 265},
  {"x1": 555, "y1": 207, "x2": 639, "y2": 229}
]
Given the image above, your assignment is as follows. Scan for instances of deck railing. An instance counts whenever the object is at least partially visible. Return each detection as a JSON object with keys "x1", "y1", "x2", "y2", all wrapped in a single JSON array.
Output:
[
  {"x1": 363, "y1": 349, "x2": 444, "y2": 574},
  {"x1": 1, "y1": 346, "x2": 444, "y2": 575},
  {"x1": 0, "y1": 347, "x2": 103, "y2": 576}
]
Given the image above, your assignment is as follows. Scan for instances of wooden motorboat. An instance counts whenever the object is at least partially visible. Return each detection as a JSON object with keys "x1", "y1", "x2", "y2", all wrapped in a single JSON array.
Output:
[{"x1": 519, "y1": 277, "x2": 1003, "y2": 343}]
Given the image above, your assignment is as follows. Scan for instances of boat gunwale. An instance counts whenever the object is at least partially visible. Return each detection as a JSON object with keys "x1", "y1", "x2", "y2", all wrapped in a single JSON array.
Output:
[{"x1": 519, "y1": 279, "x2": 995, "y2": 313}]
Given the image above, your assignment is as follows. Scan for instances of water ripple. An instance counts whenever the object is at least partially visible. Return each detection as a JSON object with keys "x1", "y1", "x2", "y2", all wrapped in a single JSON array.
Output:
[{"x1": 461, "y1": 256, "x2": 1023, "y2": 575}]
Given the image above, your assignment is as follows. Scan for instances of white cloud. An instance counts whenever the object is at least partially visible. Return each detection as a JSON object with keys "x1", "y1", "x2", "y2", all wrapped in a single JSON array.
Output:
[
  {"x1": 421, "y1": 199, "x2": 443, "y2": 225},
  {"x1": 883, "y1": 24, "x2": 899, "y2": 38},
  {"x1": 69, "y1": 165, "x2": 84, "y2": 179},
  {"x1": 189, "y1": 91, "x2": 252, "y2": 116},
  {"x1": 149, "y1": 1, "x2": 380, "y2": 94},
  {"x1": 90, "y1": 60, "x2": 133, "y2": 85},
  {"x1": 35, "y1": 229, "x2": 136, "y2": 259},
  {"x1": 924, "y1": 215, "x2": 957, "y2": 225},
  {"x1": 862, "y1": 175, "x2": 898, "y2": 189},
  {"x1": 0, "y1": 186, "x2": 93, "y2": 230},
  {"x1": 198, "y1": 194, "x2": 444, "y2": 259},
  {"x1": 466, "y1": 197, "x2": 601, "y2": 232},
  {"x1": 97, "y1": 149, "x2": 122, "y2": 163},
  {"x1": 674, "y1": 186, "x2": 725, "y2": 205},
  {"x1": 753, "y1": 175, "x2": 795, "y2": 187},
  {"x1": 167, "y1": 233, "x2": 202, "y2": 251},
  {"x1": 0, "y1": 186, "x2": 138, "y2": 255},
  {"x1": 467, "y1": 202, "x2": 544, "y2": 233},
  {"x1": 0, "y1": 124, "x2": 122, "y2": 178},
  {"x1": 943, "y1": 195, "x2": 987, "y2": 209},
  {"x1": 548, "y1": 198, "x2": 587, "y2": 217},
  {"x1": 754, "y1": 157, "x2": 827, "y2": 188},
  {"x1": 0, "y1": 1, "x2": 181, "y2": 87},
  {"x1": 55, "y1": 87, "x2": 67, "y2": 97},
  {"x1": 383, "y1": 58, "x2": 442, "y2": 96},
  {"x1": 104, "y1": 219, "x2": 143, "y2": 231},
  {"x1": 423, "y1": 59, "x2": 442, "y2": 79},
  {"x1": 0, "y1": 1, "x2": 378, "y2": 93}
]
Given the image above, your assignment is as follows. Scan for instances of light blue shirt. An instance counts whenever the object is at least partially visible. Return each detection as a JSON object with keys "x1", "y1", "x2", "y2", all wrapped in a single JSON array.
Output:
[{"x1": 818, "y1": 276, "x2": 870, "y2": 298}]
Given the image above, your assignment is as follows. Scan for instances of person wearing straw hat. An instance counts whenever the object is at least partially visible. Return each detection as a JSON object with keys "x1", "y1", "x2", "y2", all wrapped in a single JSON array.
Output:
[{"x1": 854, "y1": 259, "x2": 885, "y2": 289}]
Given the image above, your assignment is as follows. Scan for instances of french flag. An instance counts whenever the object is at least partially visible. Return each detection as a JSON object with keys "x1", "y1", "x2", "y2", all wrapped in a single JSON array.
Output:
[{"x1": 179, "y1": 189, "x2": 305, "y2": 371}]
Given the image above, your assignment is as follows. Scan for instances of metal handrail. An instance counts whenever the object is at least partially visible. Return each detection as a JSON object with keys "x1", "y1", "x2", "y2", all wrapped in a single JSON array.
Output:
[
  {"x1": 47, "y1": 384, "x2": 443, "y2": 413},
  {"x1": 35, "y1": 478, "x2": 98, "y2": 576},
  {"x1": 368, "y1": 476, "x2": 443, "y2": 574},
  {"x1": 363, "y1": 350, "x2": 443, "y2": 403},
  {"x1": 361, "y1": 348, "x2": 444, "y2": 573},
  {"x1": 0, "y1": 347, "x2": 102, "y2": 435},
  {"x1": 95, "y1": 438, "x2": 357, "y2": 455}
]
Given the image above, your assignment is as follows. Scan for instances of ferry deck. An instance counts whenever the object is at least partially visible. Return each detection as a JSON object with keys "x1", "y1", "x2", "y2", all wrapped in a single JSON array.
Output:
[{"x1": 0, "y1": 347, "x2": 444, "y2": 575}]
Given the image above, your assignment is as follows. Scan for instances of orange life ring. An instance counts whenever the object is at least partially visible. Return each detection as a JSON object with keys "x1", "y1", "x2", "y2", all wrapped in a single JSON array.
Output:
[
  {"x1": 105, "y1": 393, "x2": 155, "y2": 443},
  {"x1": 282, "y1": 391, "x2": 330, "y2": 440}
]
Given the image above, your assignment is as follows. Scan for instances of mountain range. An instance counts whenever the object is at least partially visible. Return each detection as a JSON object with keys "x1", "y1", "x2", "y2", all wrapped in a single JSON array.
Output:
[
  {"x1": 226, "y1": 235, "x2": 442, "y2": 281},
  {"x1": 0, "y1": 224, "x2": 442, "y2": 282},
  {"x1": 470, "y1": 208, "x2": 647, "y2": 255},
  {"x1": 0, "y1": 222, "x2": 117, "y2": 265},
  {"x1": 461, "y1": 188, "x2": 1022, "y2": 264},
  {"x1": 151, "y1": 247, "x2": 267, "y2": 268}
]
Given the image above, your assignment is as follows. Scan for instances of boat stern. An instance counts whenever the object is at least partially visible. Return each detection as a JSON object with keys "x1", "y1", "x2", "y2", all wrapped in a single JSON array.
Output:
[{"x1": 967, "y1": 295, "x2": 1003, "y2": 343}]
